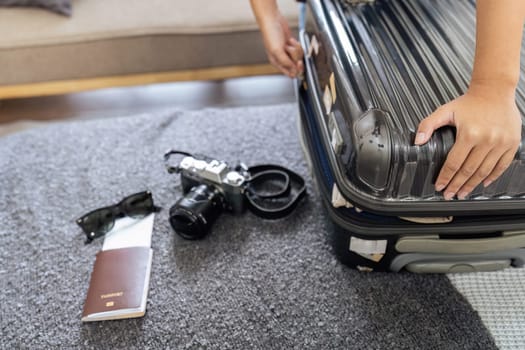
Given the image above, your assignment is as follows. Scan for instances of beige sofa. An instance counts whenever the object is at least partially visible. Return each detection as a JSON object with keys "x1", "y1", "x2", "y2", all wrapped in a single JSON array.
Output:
[{"x1": 0, "y1": 0, "x2": 298, "y2": 99}]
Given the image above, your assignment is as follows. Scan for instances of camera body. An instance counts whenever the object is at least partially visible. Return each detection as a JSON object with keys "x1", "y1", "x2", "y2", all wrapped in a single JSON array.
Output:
[
  {"x1": 169, "y1": 155, "x2": 250, "y2": 239},
  {"x1": 178, "y1": 156, "x2": 248, "y2": 214}
]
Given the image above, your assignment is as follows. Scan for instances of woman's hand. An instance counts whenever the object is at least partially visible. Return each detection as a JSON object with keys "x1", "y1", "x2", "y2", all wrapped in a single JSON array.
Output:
[
  {"x1": 415, "y1": 83, "x2": 522, "y2": 200},
  {"x1": 250, "y1": 0, "x2": 304, "y2": 78}
]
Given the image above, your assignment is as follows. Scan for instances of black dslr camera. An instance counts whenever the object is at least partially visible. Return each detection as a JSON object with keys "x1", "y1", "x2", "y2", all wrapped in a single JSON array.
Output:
[
  {"x1": 164, "y1": 150, "x2": 307, "y2": 240},
  {"x1": 165, "y1": 152, "x2": 250, "y2": 239}
]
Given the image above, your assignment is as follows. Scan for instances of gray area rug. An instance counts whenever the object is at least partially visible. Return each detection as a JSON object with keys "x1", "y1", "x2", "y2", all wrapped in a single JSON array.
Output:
[{"x1": 0, "y1": 104, "x2": 497, "y2": 349}]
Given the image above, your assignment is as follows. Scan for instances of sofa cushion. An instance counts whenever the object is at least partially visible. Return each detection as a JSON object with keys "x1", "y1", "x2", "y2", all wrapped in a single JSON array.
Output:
[
  {"x1": 0, "y1": 0, "x2": 298, "y2": 49},
  {"x1": 0, "y1": 0, "x2": 299, "y2": 85}
]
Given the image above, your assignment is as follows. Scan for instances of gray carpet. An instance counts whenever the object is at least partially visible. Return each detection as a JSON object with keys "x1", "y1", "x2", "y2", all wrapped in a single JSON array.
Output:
[{"x1": 0, "y1": 104, "x2": 497, "y2": 349}]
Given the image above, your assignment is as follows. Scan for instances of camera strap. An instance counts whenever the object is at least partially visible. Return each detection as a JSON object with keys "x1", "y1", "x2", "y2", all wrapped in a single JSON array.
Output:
[
  {"x1": 164, "y1": 150, "x2": 307, "y2": 220},
  {"x1": 245, "y1": 164, "x2": 307, "y2": 220}
]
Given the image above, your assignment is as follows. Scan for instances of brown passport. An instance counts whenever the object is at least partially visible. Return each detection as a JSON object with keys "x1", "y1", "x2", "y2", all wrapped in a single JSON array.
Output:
[{"x1": 82, "y1": 246, "x2": 153, "y2": 322}]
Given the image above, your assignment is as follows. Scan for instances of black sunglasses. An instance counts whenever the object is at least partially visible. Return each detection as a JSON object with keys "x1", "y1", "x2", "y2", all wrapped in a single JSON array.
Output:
[{"x1": 76, "y1": 191, "x2": 161, "y2": 244}]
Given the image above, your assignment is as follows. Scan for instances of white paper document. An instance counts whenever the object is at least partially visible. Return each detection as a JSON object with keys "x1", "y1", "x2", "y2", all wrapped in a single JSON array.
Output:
[{"x1": 102, "y1": 214, "x2": 154, "y2": 251}]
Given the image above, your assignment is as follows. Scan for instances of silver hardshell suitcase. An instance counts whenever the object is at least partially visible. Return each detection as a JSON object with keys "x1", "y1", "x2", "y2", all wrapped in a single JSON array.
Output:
[{"x1": 297, "y1": 0, "x2": 525, "y2": 272}]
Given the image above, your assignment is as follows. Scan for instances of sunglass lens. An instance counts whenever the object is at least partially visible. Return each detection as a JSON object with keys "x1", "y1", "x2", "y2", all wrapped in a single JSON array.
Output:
[
  {"x1": 78, "y1": 208, "x2": 115, "y2": 239},
  {"x1": 122, "y1": 192, "x2": 154, "y2": 218}
]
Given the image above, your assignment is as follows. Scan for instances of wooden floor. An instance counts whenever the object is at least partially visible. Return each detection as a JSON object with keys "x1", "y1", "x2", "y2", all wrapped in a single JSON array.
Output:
[{"x1": 0, "y1": 75, "x2": 296, "y2": 136}]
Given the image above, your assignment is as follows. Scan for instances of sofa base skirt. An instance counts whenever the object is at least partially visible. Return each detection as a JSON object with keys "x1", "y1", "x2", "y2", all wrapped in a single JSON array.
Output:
[
  {"x1": 0, "y1": 30, "x2": 283, "y2": 98},
  {"x1": 0, "y1": 63, "x2": 279, "y2": 99}
]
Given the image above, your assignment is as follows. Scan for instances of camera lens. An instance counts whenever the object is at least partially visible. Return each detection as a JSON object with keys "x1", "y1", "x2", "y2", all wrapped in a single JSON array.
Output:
[{"x1": 169, "y1": 184, "x2": 224, "y2": 239}]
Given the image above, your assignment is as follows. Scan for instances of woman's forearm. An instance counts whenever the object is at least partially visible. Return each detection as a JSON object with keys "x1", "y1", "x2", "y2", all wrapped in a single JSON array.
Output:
[
  {"x1": 470, "y1": 0, "x2": 525, "y2": 94},
  {"x1": 250, "y1": 0, "x2": 279, "y2": 27}
]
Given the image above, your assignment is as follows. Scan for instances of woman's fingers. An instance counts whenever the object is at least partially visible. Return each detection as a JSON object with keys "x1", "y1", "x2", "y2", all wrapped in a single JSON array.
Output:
[
  {"x1": 435, "y1": 139, "x2": 475, "y2": 198},
  {"x1": 285, "y1": 39, "x2": 304, "y2": 75},
  {"x1": 483, "y1": 149, "x2": 516, "y2": 187},
  {"x1": 268, "y1": 37, "x2": 305, "y2": 77},
  {"x1": 286, "y1": 38, "x2": 304, "y2": 61},
  {"x1": 415, "y1": 106, "x2": 454, "y2": 145},
  {"x1": 268, "y1": 47, "x2": 297, "y2": 77},
  {"x1": 445, "y1": 145, "x2": 495, "y2": 199},
  {"x1": 442, "y1": 144, "x2": 518, "y2": 199},
  {"x1": 455, "y1": 148, "x2": 504, "y2": 198}
]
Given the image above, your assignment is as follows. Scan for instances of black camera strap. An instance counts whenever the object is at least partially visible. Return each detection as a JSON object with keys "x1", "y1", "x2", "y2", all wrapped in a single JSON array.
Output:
[{"x1": 245, "y1": 164, "x2": 307, "y2": 220}]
